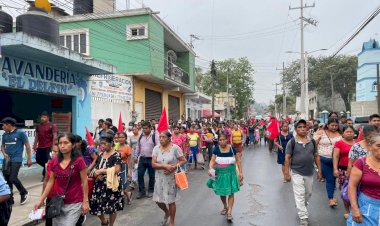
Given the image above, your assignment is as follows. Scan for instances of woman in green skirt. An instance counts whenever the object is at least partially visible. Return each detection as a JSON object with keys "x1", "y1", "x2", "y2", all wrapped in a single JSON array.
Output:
[{"x1": 207, "y1": 133, "x2": 244, "y2": 221}]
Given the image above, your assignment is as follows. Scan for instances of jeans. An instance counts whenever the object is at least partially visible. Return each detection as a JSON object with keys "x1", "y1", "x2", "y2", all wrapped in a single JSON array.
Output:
[
  {"x1": 137, "y1": 157, "x2": 155, "y2": 194},
  {"x1": 291, "y1": 172, "x2": 313, "y2": 220},
  {"x1": 190, "y1": 146, "x2": 198, "y2": 168},
  {"x1": 36, "y1": 148, "x2": 51, "y2": 177},
  {"x1": 320, "y1": 156, "x2": 336, "y2": 199},
  {"x1": 3, "y1": 162, "x2": 27, "y2": 196}
]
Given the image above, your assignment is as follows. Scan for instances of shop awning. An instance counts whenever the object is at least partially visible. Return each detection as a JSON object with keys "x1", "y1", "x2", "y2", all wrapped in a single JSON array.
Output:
[
  {"x1": 202, "y1": 109, "x2": 220, "y2": 118},
  {"x1": 0, "y1": 32, "x2": 116, "y2": 75}
]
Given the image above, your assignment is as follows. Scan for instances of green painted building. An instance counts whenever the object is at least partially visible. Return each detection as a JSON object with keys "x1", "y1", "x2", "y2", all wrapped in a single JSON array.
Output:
[{"x1": 57, "y1": 8, "x2": 196, "y2": 124}]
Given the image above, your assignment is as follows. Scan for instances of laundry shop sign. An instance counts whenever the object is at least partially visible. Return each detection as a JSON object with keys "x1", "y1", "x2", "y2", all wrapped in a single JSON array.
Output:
[{"x1": 0, "y1": 56, "x2": 86, "y2": 96}]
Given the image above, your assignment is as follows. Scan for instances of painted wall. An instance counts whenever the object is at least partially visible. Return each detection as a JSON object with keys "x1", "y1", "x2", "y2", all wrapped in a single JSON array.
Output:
[
  {"x1": 356, "y1": 40, "x2": 380, "y2": 101},
  {"x1": 60, "y1": 15, "x2": 152, "y2": 75},
  {"x1": 59, "y1": 15, "x2": 195, "y2": 91},
  {"x1": 134, "y1": 79, "x2": 184, "y2": 119},
  {"x1": 0, "y1": 54, "x2": 91, "y2": 137}
]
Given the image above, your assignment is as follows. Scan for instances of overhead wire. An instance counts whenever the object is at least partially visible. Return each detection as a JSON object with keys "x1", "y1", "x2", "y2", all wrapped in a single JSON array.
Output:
[{"x1": 332, "y1": 4, "x2": 380, "y2": 57}]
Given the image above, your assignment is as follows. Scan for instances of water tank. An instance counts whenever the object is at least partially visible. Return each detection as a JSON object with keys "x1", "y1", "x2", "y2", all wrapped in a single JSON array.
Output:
[
  {"x1": 73, "y1": 0, "x2": 93, "y2": 15},
  {"x1": 16, "y1": 7, "x2": 59, "y2": 44},
  {"x1": 0, "y1": 7, "x2": 13, "y2": 33}
]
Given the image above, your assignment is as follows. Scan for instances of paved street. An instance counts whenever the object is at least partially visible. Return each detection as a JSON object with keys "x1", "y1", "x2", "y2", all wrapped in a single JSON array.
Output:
[
  {"x1": 8, "y1": 144, "x2": 348, "y2": 226},
  {"x1": 36, "y1": 144, "x2": 345, "y2": 226}
]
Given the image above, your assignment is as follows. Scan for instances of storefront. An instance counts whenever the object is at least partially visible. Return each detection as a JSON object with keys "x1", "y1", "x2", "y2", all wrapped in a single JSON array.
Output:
[
  {"x1": 184, "y1": 92, "x2": 211, "y2": 121},
  {"x1": 90, "y1": 74, "x2": 133, "y2": 130},
  {"x1": 0, "y1": 32, "x2": 115, "y2": 164}
]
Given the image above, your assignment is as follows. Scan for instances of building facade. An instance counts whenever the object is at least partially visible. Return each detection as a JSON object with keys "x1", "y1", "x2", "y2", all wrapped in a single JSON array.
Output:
[
  {"x1": 356, "y1": 39, "x2": 379, "y2": 102},
  {"x1": 57, "y1": 7, "x2": 196, "y2": 127},
  {"x1": 351, "y1": 39, "x2": 379, "y2": 116}
]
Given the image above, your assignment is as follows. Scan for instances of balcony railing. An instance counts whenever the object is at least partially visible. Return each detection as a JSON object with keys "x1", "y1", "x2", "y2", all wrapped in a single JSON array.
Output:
[{"x1": 165, "y1": 62, "x2": 190, "y2": 86}]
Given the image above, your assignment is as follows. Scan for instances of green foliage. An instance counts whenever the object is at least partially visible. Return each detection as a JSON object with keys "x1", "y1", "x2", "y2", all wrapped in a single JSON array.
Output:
[
  {"x1": 274, "y1": 95, "x2": 296, "y2": 115},
  {"x1": 283, "y1": 55, "x2": 357, "y2": 110},
  {"x1": 199, "y1": 57, "x2": 255, "y2": 118}
]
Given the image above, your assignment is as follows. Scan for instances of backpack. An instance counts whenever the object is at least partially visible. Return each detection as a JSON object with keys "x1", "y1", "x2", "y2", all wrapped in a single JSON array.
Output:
[
  {"x1": 138, "y1": 132, "x2": 156, "y2": 151},
  {"x1": 289, "y1": 137, "x2": 317, "y2": 154}
]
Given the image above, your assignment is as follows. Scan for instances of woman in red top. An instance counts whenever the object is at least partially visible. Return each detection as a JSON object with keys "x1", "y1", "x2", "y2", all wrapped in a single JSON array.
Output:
[
  {"x1": 42, "y1": 145, "x2": 59, "y2": 226},
  {"x1": 332, "y1": 126, "x2": 355, "y2": 218},
  {"x1": 34, "y1": 133, "x2": 89, "y2": 226},
  {"x1": 347, "y1": 134, "x2": 380, "y2": 225}
]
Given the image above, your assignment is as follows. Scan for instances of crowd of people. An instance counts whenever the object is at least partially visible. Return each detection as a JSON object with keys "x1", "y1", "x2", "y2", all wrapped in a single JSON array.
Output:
[
  {"x1": 1, "y1": 111, "x2": 380, "y2": 226},
  {"x1": 282, "y1": 112, "x2": 380, "y2": 226}
]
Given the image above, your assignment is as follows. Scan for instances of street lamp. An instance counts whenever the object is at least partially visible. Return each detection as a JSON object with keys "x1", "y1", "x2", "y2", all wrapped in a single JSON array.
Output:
[{"x1": 286, "y1": 48, "x2": 327, "y2": 119}]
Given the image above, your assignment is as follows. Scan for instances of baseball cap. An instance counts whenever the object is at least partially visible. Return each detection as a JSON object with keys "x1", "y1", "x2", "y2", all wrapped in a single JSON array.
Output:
[
  {"x1": 294, "y1": 119, "x2": 307, "y2": 128},
  {"x1": 1, "y1": 117, "x2": 17, "y2": 125}
]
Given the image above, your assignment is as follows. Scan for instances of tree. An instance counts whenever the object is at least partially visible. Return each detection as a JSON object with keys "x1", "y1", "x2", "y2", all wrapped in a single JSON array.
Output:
[
  {"x1": 199, "y1": 57, "x2": 255, "y2": 119},
  {"x1": 283, "y1": 55, "x2": 357, "y2": 111},
  {"x1": 274, "y1": 95, "x2": 296, "y2": 115}
]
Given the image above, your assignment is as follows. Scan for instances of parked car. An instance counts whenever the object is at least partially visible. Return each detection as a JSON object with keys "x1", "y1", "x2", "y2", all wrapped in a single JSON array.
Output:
[{"x1": 350, "y1": 116, "x2": 369, "y2": 130}]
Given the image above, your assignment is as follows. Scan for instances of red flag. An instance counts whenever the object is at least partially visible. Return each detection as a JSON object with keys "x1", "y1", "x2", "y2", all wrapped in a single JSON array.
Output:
[
  {"x1": 356, "y1": 128, "x2": 364, "y2": 142},
  {"x1": 268, "y1": 118, "x2": 280, "y2": 140},
  {"x1": 85, "y1": 127, "x2": 94, "y2": 146},
  {"x1": 157, "y1": 107, "x2": 169, "y2": 133},
  {"x1": 259, "y1": 120, "x2": 265, "y2": 126},
  {"x1": 118, "y1": 112, "x2": 123, "y2": 132}
]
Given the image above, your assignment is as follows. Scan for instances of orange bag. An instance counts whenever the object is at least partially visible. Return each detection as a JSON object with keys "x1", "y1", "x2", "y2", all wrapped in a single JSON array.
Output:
[{"x1": 175, "y1": 165, "x2": 189, "y2": 190}]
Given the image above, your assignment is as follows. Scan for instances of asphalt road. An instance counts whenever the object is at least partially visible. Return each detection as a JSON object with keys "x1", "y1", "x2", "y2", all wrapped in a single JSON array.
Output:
[{"x1": 83, "y1": 144, "x2": 347, "y2": 226}]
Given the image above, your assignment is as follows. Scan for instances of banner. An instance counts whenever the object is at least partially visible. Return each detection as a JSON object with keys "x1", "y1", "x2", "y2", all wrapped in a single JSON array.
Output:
[
  {"x1": 0, "y1": 129, "x2": 37, "y2": 166},
  {"x1": 90, "y1": 74, "x2": 132, "y2": 102}
]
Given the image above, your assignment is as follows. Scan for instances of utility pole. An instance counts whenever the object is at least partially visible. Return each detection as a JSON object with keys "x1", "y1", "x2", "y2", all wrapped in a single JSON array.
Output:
[
  {"x1": 276, "y1": 62, "x2": 287, "y2": 118},
  {"x1": 189, "y1": 34, "x2": 200, "y2": 48},
  {"x1": 211, "y1": 60, "x2": 216, "y2": 122},
  {"x1": 377, "y1": 64, "x2": 380, "y2": 114},
  {"x1": 273, "y1": 83, "x2": 280, "y2": 118},
  {"x1": 282, "y1": 62, "x2": 286, "y2": 118},
  {"x1": 226, "y1": 67, "x2": 230, "y2": 120},
  {"x1": 290, "y1": 0, "x2": 315, "y2": 118},
  {"x1": 331, "y1": 73, "x2": 334, "y2": 112}
]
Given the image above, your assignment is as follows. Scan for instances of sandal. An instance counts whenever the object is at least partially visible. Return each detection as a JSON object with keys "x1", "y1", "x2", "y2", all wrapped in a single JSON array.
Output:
[
  {"x1": 227, "y1": 213, "x2": 233, "y2": 221},
  {"x1": 161, "y1": 214, "x2": 169, "y2": 226},
  {"x1": 328, "y1": 199, "x2": 337, "y2": 207},
  {"x1": 220, "y1": 208, "x2": 228, "y2": 215}
]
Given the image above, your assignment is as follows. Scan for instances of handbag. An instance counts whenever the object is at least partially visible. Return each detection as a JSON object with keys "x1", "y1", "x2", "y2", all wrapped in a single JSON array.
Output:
[
  {"x1": 340, "y1": 158, "x2": 365, "y2": 204},
  {"x1": 46, "y1": 163, "x2": 74, "y2": 218},
  {"x1": 2, "y1": 156, "x2": 11, "y2": 175},
  {"x1": 175, "y1": 164, "x2": 188, "y2": 190}
]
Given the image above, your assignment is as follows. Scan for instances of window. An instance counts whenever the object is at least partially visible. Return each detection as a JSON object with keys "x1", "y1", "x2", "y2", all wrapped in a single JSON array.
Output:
[
  {"x1": 127, "y1": 23, "x2": 148, "y2": 40},
  {"x1": 59, "y1": 29, "x2": 90, "y2": 56}
]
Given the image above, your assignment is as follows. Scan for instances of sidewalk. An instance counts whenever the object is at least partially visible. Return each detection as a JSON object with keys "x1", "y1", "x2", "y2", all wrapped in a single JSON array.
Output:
[{"x1": 5, "y1": 164, "x2": 44, "y2": 226}]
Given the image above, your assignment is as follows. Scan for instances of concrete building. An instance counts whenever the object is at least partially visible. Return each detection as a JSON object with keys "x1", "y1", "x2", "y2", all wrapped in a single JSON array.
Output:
[
  {"x1": 57, "y1": 6, "x2": 196, "y2": 128},
  {"x1": 0, "y1": 4, "x2": 114, "y2": 164},
  {"x1": 351, "y1": 39, "x2": 379, "y2": 115}
]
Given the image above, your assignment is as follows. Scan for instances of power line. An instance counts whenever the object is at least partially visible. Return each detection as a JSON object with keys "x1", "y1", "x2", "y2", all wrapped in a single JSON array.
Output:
[{"x1": 331, "y1": 4, "x2": 380, "y2": 57}]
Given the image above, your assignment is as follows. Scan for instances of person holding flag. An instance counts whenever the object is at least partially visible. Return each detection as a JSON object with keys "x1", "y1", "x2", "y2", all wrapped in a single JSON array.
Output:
[{"x1": 274, "y1": 122, "x2": 293, "y2": 182}]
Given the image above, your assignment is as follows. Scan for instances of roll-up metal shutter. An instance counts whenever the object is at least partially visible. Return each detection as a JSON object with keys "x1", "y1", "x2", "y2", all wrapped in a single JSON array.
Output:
[
  {"x1": 168, "y1": 95, "x2": 180, "y2": 122},
  {"x1": 145, "y1": 89, "x2": 162, "y2": 121}
]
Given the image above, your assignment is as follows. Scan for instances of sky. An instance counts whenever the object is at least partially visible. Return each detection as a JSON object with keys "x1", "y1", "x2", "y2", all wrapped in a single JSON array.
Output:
[{"x1": 3, "y1": 0, "x2": 380, "y2": 104}]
